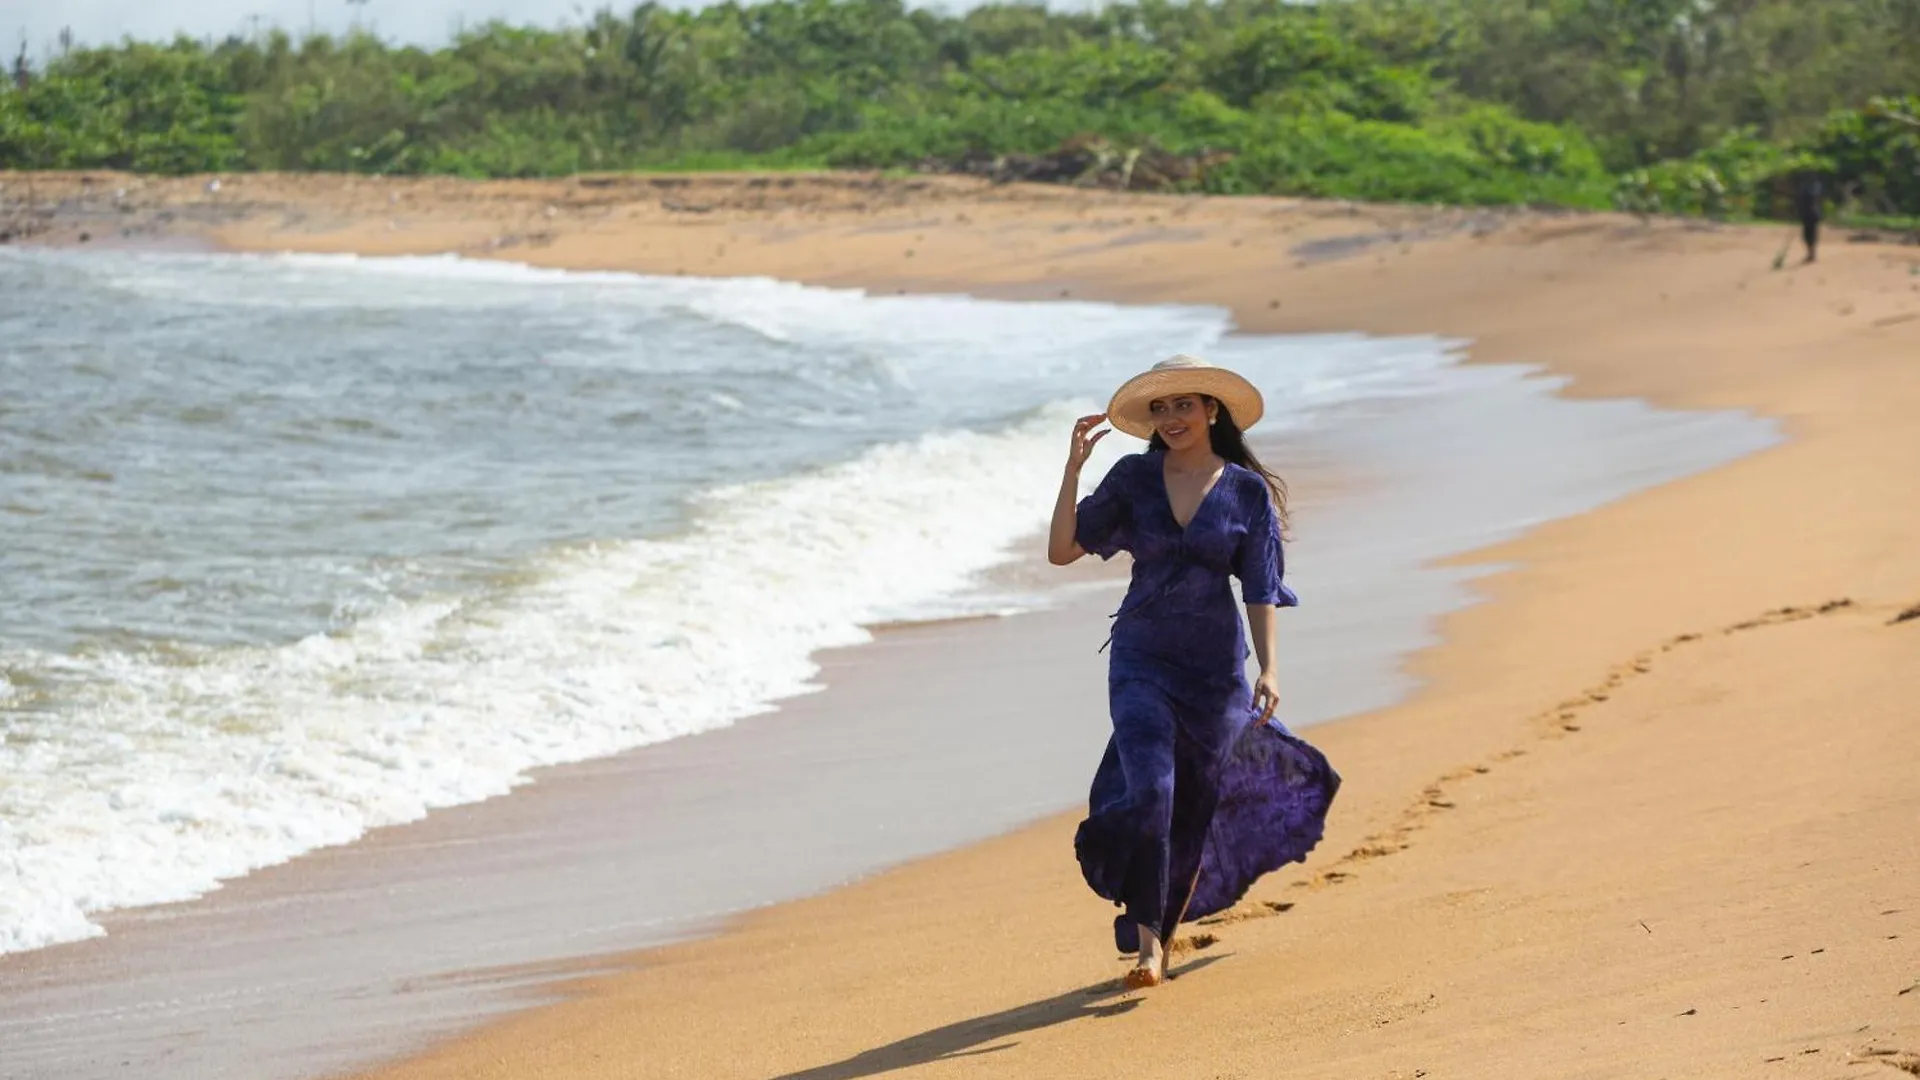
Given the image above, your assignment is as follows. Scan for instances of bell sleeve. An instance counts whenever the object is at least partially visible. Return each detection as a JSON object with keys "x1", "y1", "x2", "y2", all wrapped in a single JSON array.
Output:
[
  {"x1": 1235, "y1": 482, "x2": 1299, "y2": 607},
  {"x1": 1073, "y1": 456, "x2": 1133, "y2": 561}
]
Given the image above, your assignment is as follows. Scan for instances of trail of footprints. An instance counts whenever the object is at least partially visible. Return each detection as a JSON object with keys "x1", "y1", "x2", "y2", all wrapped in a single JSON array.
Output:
[{"x1": 1172, "y1": 595, "x2": 1908, "y2": 958}]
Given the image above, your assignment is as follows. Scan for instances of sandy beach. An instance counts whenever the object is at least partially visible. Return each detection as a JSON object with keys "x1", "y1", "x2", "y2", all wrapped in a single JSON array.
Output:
[{"x1": 4, "y1": 171, "x2": 1918, "y2": 1079}]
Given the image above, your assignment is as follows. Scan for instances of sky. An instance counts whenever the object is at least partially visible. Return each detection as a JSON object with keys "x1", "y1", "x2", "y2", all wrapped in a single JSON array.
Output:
[{"x1": 0, "y1": 0, "x2": 874, "y2": 57}]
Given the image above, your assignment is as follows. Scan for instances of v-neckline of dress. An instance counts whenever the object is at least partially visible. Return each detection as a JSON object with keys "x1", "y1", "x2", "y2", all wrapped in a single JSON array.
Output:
[{"x1": 1161, "y1": 455, "x2": 1228, "y2": 533}]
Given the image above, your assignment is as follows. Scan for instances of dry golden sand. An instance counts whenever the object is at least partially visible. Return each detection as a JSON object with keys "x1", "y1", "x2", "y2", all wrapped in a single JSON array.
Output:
[{"x1": 10, "y1": 171, "x2": 1919, "y2": 1078}]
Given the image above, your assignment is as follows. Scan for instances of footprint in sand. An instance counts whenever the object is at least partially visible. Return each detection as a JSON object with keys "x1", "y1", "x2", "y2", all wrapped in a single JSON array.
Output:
[
  {"x1": 1196, "y1": 899, "x2": 1293, "y2": 928},
  {"x1": 1850, "y1": 1047, "x2": 1920, "y2": 1076},
  {"x1": 1168, "y1": 933, "x2": 1218, "y2": 955}
]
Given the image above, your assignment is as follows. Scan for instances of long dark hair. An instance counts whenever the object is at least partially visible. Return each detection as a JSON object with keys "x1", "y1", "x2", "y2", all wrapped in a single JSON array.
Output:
[{"x1": 1148, "y1": 397, "x2": 1291, "y2": 535}]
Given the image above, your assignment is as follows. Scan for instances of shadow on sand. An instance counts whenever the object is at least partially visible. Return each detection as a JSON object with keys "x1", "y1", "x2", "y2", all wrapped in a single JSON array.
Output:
[{"x1": 767, "y1": 955, "x2": 1227, "y2": 1080}]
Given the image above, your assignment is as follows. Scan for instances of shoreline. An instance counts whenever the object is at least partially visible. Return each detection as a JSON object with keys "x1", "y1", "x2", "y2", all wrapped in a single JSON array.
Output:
[{"x1": 4, "y1": 173, "x2": 1917, "y2": 1079}]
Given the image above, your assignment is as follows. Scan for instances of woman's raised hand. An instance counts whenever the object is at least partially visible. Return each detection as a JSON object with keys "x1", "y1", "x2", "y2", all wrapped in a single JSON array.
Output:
[{"x1": 1067, "y1": 413, "x2": 1109, "y2": 473}]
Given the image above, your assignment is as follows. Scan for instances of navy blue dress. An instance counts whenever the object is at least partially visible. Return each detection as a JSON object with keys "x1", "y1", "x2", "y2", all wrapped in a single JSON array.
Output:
[{"x1": 1072, "y1": 450, "x2": 1341, "y2": 952}]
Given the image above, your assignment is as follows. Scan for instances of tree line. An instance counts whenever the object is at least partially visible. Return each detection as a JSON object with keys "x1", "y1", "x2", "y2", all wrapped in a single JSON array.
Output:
[{"x1": 3, "y1": 0, "x2": 1916, "y2": 220}]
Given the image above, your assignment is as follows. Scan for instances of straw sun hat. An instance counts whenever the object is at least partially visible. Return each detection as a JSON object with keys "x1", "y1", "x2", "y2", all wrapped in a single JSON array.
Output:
[{"x1": 1104, "y1": 354, "x2": 1265, "y2": 440}]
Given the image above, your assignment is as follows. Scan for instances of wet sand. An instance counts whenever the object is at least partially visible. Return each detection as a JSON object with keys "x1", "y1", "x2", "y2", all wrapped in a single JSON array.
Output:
[{"x1": 3, "y1": 171, "x2": 1918, "y2": 1078}]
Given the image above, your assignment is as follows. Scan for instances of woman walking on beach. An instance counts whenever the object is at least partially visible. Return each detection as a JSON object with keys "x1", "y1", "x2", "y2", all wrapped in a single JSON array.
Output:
[{"x1": 1049, "y1": 355, "x2": 1340, "y2": 989}]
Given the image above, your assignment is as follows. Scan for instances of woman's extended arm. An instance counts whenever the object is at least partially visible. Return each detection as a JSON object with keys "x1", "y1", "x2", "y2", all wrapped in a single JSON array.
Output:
[
  {"x1": 1247, "y1": 602, "x2": 1279, "y2": 721},
  {"x1": 1048, "y1": 413, "x2": 1109, "y2": 565}
]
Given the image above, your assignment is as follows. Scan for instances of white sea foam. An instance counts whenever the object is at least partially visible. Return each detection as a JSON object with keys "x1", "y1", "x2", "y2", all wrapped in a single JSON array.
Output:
[{"x1": 0, "y1": 405, "x2": 1075, "y2": 953}]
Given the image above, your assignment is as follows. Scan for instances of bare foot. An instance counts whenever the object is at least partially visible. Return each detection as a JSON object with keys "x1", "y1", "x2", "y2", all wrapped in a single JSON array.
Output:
[
  {"x1": 1122, "y1": 965, "x2": 1163, "y2": 990},
  {"x1": 1124, "y1": 922, "x2": 1166, "y2": 988}
]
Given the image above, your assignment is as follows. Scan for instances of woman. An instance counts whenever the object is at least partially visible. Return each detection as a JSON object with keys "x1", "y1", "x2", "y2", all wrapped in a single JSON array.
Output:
[{"x1": 1048, "y1": 355, "x2": 1340, "y2": 989}]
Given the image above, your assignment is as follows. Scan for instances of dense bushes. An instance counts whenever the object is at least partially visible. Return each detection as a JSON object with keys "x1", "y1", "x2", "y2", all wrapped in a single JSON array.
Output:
[
  {"x1": 1610, "y1": 97, "x2": 1920, "y2": 220},
  {"x1": 1612, "y1": 129, "x2": 1803, "y2": 218},
  {"x1": 1814, "y1": 96, "x2": 1920, "y2": 218},
  {"x1": 0, "y1": 40, "x2": 248, "y2": 171},
  {"x1": 2, "y1": 0, "x2": 1916, "y2": 219},
  {"x1": 1202, "y1": 109, "x2": 1610, "y2": 206}
]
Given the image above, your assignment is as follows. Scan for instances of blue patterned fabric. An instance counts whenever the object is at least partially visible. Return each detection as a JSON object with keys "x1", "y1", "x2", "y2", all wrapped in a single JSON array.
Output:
[{"x1": 1071, "y1": 450, "x2": 1340, "y2": 952}]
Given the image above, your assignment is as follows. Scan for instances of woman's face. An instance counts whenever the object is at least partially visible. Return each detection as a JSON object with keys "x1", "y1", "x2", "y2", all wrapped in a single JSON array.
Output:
[{"x1": 1150, "y1": 394, "x2": 1214, "y2": 451}]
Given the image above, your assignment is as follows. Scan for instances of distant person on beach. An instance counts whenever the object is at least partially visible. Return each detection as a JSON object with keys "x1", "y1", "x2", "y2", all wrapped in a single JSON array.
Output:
[
  {"x1": 1048, "y1": 355, "x2": 1340, "y2": 989},
  {"x1": 1796, "y1": 174, "x2": 1825, "y2": 264}
]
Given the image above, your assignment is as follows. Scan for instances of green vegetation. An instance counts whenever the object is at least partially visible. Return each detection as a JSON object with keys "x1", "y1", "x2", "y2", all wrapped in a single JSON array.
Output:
[{"x1": 3, "y1": 0, "x2": 1917, "y2": 220}]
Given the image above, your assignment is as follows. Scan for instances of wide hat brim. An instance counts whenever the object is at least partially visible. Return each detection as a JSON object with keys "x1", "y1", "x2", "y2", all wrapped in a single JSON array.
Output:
[{"x1": 1105, "y1": 355, "x2": 1265, "y2": 440}]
